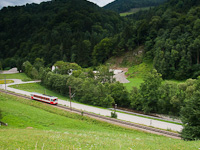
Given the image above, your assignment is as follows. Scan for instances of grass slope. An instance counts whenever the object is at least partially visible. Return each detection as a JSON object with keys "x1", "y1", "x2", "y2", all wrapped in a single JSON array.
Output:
[
  {"x1": 1, "y1": 93, "x2": 200, "y2": 149},
  {"x1": 120, "y1": 6, "x2": 153, "y2": 16}
]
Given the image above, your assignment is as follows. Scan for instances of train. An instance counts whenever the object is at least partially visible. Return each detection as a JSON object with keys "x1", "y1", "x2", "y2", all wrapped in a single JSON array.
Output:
[{"x1": 30, "y1": 93, "x2": 58, "y2": 105}]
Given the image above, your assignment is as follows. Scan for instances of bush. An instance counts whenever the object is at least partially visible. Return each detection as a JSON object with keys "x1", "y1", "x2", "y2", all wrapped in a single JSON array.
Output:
[{"x1": 111, "y1": 111, "x2": 117, "y2": 118}]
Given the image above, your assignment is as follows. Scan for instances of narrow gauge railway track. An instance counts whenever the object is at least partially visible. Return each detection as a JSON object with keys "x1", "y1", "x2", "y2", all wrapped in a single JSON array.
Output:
[{"x1": 0, "y1": 89, "x2": 181, "y2": 139}]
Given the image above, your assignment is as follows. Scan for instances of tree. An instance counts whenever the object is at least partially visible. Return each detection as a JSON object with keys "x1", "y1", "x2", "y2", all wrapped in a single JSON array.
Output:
[
  {"x1": 181, "y1": 90, "x2": 200, "y2": 140},
  {"x1": 92, "y1": 38, "x2": 114, "y2": 66},
  {"x1": 96, "y1": 65, "x2": 114, "y2": 83},
  {"x1": 139, "y1": 69, "x2": 163, "y2": 113},
  {"x1": 130, "y1": 86, "x2": 142, "y2": 111},
  {"x1": 22, "y1": 61, "x2": 33, "y2": 78},
  {"x1": 192, "y1": 37, "x2": 200, "y2": 65},
  {"x1": 180, "y1": 77, "x2": 200, "y2": 140},
  {"x1": 101, "y1": 95, "x2": 114, "y2": 108},
  {"x1": 33, "y1": 58, "x2": 44, "y2": 71}
]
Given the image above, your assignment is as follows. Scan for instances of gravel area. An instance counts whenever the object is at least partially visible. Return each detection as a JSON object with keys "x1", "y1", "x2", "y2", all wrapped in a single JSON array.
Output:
[{"x1": 114, "y1": 71, "x2": 130, "y2": 83}]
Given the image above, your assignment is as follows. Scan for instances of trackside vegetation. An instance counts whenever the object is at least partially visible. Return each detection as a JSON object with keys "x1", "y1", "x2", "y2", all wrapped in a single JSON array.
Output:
[{"x1": 1, "y1": 93, "x2": 200, "y2": 149}]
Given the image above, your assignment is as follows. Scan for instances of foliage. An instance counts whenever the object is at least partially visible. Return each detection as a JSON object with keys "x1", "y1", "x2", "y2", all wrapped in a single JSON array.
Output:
[
  {"x1": 126, "y1": 62, "x2": 153, "y2": 78},
  {"x1": 95, "y1": 64, "x2": 115, "y2": 83},
  {"x1": 53, "y1": 61, "x2": 82, "y2": 75},
  {"x1": 111, "y1": 111, "x2": 118, "y2": 118},
  {"x1": 131, "y1": 0, "x2": 200, "y2": 80},
  {"x1": 180, "y1": 77, "x2": 200, "y2": 140},
  {"x1": 139, "y1": 69, "x2": 163, "y2": 113},
  {"x1": 22, "y1": 59, "x2": 44, "y2": 79},
  {"x1": 0, "y1": 0, "x2": 124, "y2": 68}
]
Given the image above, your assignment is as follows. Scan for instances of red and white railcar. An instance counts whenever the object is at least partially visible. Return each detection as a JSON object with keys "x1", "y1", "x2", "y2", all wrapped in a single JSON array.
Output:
[{"x1": 30, "y1": 93, "x2": 58, "y2": 105}]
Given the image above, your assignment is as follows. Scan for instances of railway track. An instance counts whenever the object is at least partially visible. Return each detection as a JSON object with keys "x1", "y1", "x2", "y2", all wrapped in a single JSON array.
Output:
[{"x1": 0, "y1": 89, "x2": 181, "y2": 139}]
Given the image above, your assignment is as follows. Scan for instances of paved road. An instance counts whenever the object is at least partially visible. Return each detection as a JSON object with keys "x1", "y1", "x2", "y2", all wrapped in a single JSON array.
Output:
[
  {"x1": 0, "y1": 79, "x2": 183, "y2": 132},
  {"x1": 114, "y1": 71, "x2": 130, "y2": 83}
]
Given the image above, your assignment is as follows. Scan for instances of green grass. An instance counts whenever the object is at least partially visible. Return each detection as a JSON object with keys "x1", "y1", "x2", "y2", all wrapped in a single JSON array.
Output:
[
  {"x1": 124, "y1": 78, "x2": 144, "y2": 91},
  {"x1": 0, "y1": 80, "x2": 14, "y2": 84},
  {"x1": 124, "y1": 62, "x2": 152, "y2": 91},
  {"x1": 0, "y1": 73, "x2": 31, "y2": 81},
  {"x1": 9, "y1": 82, "x2": 69, "y2": 101},
  {"x1": 1, "y1": 92, "x2": 200, "y2": 149},
  {"x1": 124, "y1": 62, "x2": 185, "y2": 91},
  {"x1": 120, "y1": 6, "x2": 153, "y2": 17}
]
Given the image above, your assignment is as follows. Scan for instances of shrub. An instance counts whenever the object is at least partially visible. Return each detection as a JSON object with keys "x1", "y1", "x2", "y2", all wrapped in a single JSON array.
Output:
[{"x1": 111, "y1": 111, "x2": 117, "y2": 118}]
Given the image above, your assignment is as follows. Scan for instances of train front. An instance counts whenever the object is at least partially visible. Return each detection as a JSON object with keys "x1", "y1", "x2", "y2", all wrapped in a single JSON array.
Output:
[{"x1": 51, "y1": 97, "x2": 58, "y2": 105}]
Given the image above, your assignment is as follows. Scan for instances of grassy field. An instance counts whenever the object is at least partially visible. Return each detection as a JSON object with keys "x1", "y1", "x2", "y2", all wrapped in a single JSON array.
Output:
[
  {"x1": 124, "y1": 62, "x2": 185, "y2": 91},
  {"x1": 124, "y1": 78, "x2": 144, "y2": 91},
  {"x1": 0, "y1": 73, "x2": 31, "y2": 81},
  {"x1": 120, "y1": 6, "x2": 153, "y2": 17},
  {"x1": 1, "y1": 93, "x2": 200, "y2": 149},
  {"x1": 9, "y1": 82, "x2": 69, "y2": 101},
  {"x1": 124, "y1": 62, "x2": 152, "y2": 91}
]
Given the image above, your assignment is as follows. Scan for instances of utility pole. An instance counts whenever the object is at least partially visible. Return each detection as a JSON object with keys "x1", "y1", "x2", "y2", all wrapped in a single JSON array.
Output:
[
  {"x1": 4, "y1": 75, "x2": 6, "y2": 91},
  {"x1": 69, "y1": 86, "x2": 72, "y2": 111},
  {"x1": 115, "y1": 104, "x2": 117, "y2": 113}
]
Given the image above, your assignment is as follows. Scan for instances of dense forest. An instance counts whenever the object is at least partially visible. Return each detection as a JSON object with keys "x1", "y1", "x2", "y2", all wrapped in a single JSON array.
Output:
[
  {"x1": 0, "y1": 0, "x2": 124, "y2": 69},
  {"x1": 130, "y1": 0, "x2": 200, "y2": 80},
  {"x1": 104, "y1": 0, "x2": 167, "y2": 13}
]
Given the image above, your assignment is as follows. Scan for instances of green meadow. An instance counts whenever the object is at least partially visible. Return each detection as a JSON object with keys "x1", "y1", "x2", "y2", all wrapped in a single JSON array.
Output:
[
  {"x1": 0, "y1": 73, "x2": 31, "y2": 81},
  {"x1": 124, "y1": 62, "x2": 185, "y2": 91},
  {"x1": 120, "y1": 6, "x2": 153, "y2": 17},
  {"x1": 0, "y1": 93, "x2": 200, "y2": 149}
]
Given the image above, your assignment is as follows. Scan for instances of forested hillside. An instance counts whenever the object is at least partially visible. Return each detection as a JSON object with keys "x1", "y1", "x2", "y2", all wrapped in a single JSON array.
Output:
[
  {"x1": 120, "y1": 0, "x2": 200, "y2": 80},
  {"x1": 0, "y1": 0, "x2": 124, "y2": 68},
  {"x1": 103, "y1": 0, "x2": 166, "y2": 13},
  {"x1": 1, "y1": 0, "x2": 200, "y2": 80}
]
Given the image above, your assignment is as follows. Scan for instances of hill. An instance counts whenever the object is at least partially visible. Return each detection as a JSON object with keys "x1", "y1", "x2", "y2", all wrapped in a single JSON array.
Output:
[
  {"x1": 109, "y1": 0, "x2": 200, "y2": 80},
  {"x1": 103, "y1": 0, "x2": 167, "y2": 13},
  {"x1": 1, "y1": 92, "x2": 200, "y2": 149},
  {"x1": 134, "y1": 0, "x2": 200, "y2": 80},
  {"x1": 0, "y1": 0, "x2": 124, "y2": 68}
]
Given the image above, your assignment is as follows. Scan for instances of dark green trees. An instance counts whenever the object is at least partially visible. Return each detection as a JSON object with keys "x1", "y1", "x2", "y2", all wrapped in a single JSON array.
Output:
[
  {"x1": 0, "y1": 0, "x2": 124, "y2": 68},
  {"x1": 180, "y1": 77, "x2": 200, "y2": 140},
  {"x1": 139, "y1": 69, "x2": 162, "y2": 113}
]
